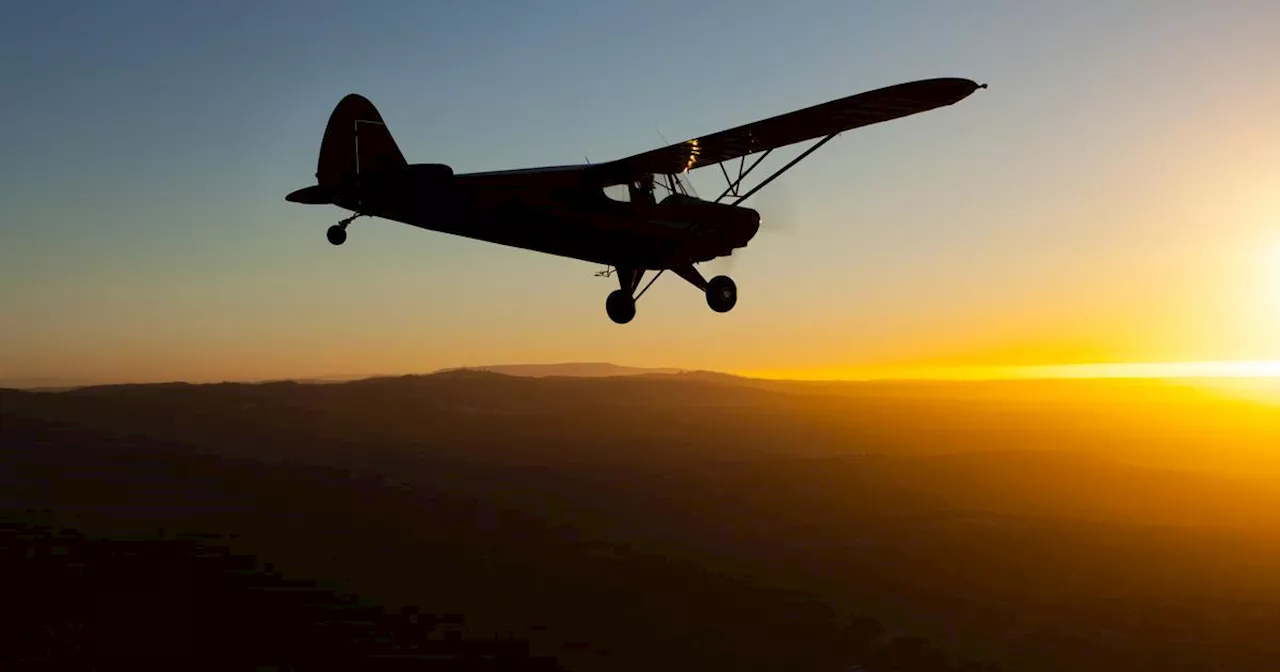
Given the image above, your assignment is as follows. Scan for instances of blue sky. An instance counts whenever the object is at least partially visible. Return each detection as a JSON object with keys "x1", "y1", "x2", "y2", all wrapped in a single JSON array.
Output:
[{"x1": 2, "y1": 1, "x2": 1279, "y2": 384}]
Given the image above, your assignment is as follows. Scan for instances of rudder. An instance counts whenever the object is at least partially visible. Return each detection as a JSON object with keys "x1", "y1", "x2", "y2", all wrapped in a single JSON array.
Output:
[{"x1": 316, "y1": 94, "x2": 407, "y2": 187}]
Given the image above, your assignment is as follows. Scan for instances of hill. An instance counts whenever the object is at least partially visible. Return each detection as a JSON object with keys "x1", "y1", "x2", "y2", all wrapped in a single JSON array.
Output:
[
  {"x1": 436, "y1": 363, "x2": 691, "y2": 378},
  {"x1": 5, "y1": 370, "x2": 1277, "y2": 475},
  {"x1": 4, "y1": 373, "x2": 1280, "y2": 670}
]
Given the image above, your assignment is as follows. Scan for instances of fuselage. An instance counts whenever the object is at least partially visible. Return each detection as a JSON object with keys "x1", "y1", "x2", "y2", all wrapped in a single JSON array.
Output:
[{"x1": 288, "y1": 164, "x2": 760, "y2": 270}]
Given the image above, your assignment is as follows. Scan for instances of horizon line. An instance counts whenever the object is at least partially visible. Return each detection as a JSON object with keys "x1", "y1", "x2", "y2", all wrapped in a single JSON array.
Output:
[
  {"x1": 4, "y1": 360, "x2": 1280, "y2": 390},
  {"x1": 742, "y1": 360, "x2": 1280, "y2": 382}
]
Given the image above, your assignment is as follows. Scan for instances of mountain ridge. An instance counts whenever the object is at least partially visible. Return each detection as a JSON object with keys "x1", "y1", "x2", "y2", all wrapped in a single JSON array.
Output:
[
  {"x1": 434, "y1": 363, "x2": 694, "y2": 378},
  {"x1": 0, "y1": 363, "x2": 730, "y2": 390}
]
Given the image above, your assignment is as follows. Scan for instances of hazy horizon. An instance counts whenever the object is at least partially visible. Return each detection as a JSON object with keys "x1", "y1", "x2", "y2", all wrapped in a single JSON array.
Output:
[{"x1": 7, "y1": 359, "x2": 1280, "y2": 392}]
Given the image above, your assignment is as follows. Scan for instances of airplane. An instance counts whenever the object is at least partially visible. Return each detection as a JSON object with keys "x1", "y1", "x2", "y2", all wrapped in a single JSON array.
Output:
[{"x1": 286, "y1": 77, "x2": 985, "y2": 324}]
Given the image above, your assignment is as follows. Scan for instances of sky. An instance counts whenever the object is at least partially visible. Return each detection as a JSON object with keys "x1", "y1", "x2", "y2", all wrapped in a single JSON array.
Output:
[{"x1": 2, "y1": 1, "x2": 1279, "y2": 385}]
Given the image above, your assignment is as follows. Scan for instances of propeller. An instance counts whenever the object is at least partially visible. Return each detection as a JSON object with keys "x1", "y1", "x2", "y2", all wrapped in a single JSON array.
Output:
[
  {"x1": 704, "y1": 178, "x2": 795, "y2": 275},
  {"x1": 751, "y1": 177, "x2": 795, "y2": 237}
]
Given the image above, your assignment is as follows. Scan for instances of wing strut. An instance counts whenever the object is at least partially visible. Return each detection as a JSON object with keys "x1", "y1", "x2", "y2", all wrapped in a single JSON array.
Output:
[
  {"x1": 715, "y1": 149, "x2": 773, "y2": 203},
  {"x1": 726, "y1": 133, "x2": 838, "y2": 206}
]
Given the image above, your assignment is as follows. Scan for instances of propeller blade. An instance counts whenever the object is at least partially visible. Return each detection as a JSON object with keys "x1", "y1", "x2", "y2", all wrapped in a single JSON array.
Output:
[{"x1": 752, "y1": 179, "x2": 794, "y2": 236}]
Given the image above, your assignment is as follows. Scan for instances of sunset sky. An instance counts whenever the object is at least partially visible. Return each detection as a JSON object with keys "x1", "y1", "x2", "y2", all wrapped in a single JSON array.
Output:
[{"x1": 2, "y1": 1, "x2": 1279, "y2": 385}]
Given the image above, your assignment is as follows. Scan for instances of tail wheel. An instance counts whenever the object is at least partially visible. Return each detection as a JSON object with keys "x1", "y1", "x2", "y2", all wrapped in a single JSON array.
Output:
[
  {"x1": 326, "y1": 225, "x2": 347, "y2": 246},
  {"x1": 605, "y1": 290, "x2": 636, "y2": 324},
  {"x1": 706, "y1": 275, "x2": 737, "y2": 313}
]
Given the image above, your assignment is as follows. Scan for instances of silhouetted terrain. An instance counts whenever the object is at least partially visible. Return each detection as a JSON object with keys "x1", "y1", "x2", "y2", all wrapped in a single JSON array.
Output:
[
  {"x1": 436, "y1": 363, "x2": 689, "y2": 378},
  {"x1": 2, "y1": 519, "x2": 568, "y2": 670},
  {"x1": 4, "y1": 372, "x2": 1279, "y2": 670}
]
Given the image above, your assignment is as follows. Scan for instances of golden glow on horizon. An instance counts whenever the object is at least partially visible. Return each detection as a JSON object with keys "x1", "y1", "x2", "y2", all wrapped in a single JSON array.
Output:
[
  {"x1": 1271, "y1": 239, "x2": 1280, "y2": 310},
  {"x1": 741, "y1": 361, "x2": 1280, "y2": 381},
  {"x1": 1013, "y1": 361, "x2": 1280, "y2": 379}
]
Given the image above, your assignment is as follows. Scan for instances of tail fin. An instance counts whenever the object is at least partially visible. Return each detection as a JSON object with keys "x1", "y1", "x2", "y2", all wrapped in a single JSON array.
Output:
[{"x1": 316, "y1": 94, "x2": 407, "y2": 187}]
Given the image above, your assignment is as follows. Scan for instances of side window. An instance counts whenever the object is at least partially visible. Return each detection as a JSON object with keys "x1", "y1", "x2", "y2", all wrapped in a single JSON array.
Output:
[{"x1": 603, "y1": 184, "x2": 630, "y2": 202}]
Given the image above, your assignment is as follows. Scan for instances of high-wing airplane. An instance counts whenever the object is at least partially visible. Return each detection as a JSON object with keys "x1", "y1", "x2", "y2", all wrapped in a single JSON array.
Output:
[{"x1": 286, "y1": 78, "x2": 985, "y2": 323}]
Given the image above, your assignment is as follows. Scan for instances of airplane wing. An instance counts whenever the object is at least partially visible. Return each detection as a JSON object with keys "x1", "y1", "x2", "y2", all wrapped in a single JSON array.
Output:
[{"x1": 588, "y1": 77, "x2": 984, "y2": 186}]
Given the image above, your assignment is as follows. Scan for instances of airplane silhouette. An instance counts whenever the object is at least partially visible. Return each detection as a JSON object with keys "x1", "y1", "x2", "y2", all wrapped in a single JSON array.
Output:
[{"x1": 287, "y1": 78, "x2": 984, "y2": 323}]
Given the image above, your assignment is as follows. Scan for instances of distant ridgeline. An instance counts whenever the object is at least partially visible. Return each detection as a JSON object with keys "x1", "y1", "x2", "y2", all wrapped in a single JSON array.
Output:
[
  {"x1": 1, "y1": 518, "x2": 567, "y2": 669},
  {"x1": 432, "y1": 363, "x2": 692, "y2": 378}
]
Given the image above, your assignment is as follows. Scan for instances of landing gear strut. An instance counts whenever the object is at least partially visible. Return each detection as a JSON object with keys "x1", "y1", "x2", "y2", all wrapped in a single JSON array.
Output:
[{"x1": 327, "y1": 213, "x2": 362, "y2": 246}]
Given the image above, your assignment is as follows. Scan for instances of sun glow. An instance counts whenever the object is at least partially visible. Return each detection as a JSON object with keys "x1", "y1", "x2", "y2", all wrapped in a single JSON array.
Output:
[
  {"x1": 745, "y1": 361, "x2": 1280, "y2": 381},
  {"x1": 1271, "y1": 240, "x2": 1280, "y2": 310},
  {"x1": 741, "y1": 361, "x2": 1280, "y2": 405},
  {"x1": 1013, "y1": 361, "x2": 1280, "y2": 379}
]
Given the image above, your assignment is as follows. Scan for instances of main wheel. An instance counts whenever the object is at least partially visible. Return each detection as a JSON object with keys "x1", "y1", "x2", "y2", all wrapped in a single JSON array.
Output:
[
  {"x1": 706, "y1": 275, "x2": 737, "y2": 313},
  {"x1": 605, "y1": 290, "x2": 636, "y2": 324},
  {"x1": 326, "y1": 225, "x2": 347, "y2": 246}
]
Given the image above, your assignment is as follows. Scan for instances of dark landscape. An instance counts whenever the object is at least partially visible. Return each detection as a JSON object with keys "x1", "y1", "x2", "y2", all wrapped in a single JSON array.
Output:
[{"x1": 4, "y1": 370, "x2": 1279, "y2": 670}]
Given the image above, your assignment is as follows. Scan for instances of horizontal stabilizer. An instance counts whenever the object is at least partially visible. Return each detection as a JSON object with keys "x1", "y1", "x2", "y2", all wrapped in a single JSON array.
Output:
[{"x1": 285, "y1": 184, "x2": 336, "y2": 204}]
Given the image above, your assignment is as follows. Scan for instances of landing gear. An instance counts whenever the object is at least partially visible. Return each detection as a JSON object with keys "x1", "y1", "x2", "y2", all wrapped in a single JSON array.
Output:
[
  {"x1": 605, "y1": 290, "x2": 636, "y2": 324},
  {"x1": 705, "y1": 275, "x2": 737, "y2": 313},
  {"x1": 602, "y1": 267, "x2": 647, "y2": 324},
  {"x1": 600, "y1": 264, "x2": 738, "y2": 323},
  {"x1": 327, "y1": 213, "x2": 362, "y2": 246},
  {"x1": 672, "y1": 264, "x2": 738, "y2": 315}
]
